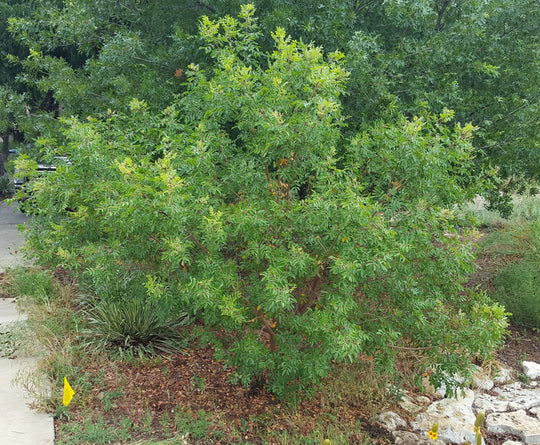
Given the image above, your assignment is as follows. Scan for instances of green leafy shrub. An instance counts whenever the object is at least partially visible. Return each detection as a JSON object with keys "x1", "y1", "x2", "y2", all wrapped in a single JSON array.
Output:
[{"x1": 19, "y1": 5, "x2": 507, "y2": 398}]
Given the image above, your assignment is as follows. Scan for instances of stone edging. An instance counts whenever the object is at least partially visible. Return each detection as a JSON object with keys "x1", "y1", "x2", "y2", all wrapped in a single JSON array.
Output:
[{"x1": 377, "y1": 362, "x2": 540, "y2": 444}]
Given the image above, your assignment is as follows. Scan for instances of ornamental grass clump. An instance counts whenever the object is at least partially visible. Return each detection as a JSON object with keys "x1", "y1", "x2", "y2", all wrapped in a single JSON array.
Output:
[
  {"x1": 0, "y1": 174, "x2": 14, "y2": 196},
  {"x1": 18, "y1": 5, "x2": 507, "y2": 399},
  {"x1": 86, "y1": 299, "x2": 188, "y2": 355}
]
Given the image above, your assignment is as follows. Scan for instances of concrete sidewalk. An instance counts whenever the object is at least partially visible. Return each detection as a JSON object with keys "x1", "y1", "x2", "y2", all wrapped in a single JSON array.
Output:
[
  {"x1": 0, "y1": 200, "x2": 29, "y2": 274},
  {"x1": 0, "y1": 201, "x2": 55, "y2": 444}
]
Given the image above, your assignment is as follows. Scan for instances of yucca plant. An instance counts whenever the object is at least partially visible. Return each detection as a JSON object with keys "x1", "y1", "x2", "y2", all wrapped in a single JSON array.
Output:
[
  {"x1": 0, "y1": 174, "x2": 14, "y2": 196},
  {"x1": 86, "y1": 299, "x2": 188, "y2": 355}
]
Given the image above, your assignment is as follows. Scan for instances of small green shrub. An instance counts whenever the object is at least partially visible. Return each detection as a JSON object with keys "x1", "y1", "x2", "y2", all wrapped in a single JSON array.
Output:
[
  {"x1": 173, "y1": 407, "x2": 210, "y2": 440},
  {"x1": 493, "y1": 260, "x2": 540, "y2": 329},
  {"x1": 488, "y1": 219, "x2": 540, "y2": 329},
  {"x1": 0, "y1": 323, "x2": 17, "y2": 357},
  {"x1": 86, "y1": 299, "x2": 188, "y2": 354},
  {"x1": 19, "y1": 6, "x2": 507, "y2": 399}
]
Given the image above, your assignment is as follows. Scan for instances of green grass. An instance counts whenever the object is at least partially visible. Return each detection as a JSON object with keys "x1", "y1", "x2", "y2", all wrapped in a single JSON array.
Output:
[
  {"x1": 130, "y1": 438, "x2": 192, "y2": 445},
  {"x1": 461, "y1": 194, "x2": 540, "y2": 227},
  {"x1": 56, "y1": 415, "x2": 134, "y2": 445},
  {"x1": 493, "y1": 260, "x2": 540, "y2": 329},
  {"x1": 6, "y1": 267, "x2": 57, "y2": 310}
]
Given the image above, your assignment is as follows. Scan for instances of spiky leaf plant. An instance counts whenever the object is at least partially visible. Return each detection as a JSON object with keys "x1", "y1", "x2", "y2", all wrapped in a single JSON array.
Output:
[{"x1": 86, "y1": 299, "x2": 188, "y2": 355}]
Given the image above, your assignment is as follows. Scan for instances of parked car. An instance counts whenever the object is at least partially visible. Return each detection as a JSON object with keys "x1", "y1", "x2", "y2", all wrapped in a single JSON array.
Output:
[
  {"x1": 14, "y1": 156, "x2": 70, "y2": 191},
  {"x1": 14, "y1": 156, "x2": 71, "y2": 213}
]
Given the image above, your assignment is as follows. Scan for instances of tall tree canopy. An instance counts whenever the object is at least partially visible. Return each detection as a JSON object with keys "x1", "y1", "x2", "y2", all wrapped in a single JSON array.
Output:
[
  {"x1": 0, "y1": 0, "x2": 33, "y2": 175},
  {"x1": 5, "y1": 0, "x2": 539, "y2": 185}
]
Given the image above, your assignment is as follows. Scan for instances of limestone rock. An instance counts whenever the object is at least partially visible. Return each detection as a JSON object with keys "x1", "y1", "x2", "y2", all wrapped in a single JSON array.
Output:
[
  {"x1": 415, "y1": 395, "x2": 432, "y2": 406},
  {"x1": 420, "y1": 372, "x2": 466, "y2": 398},
  {"x1": 486, "y1": 410, "x2": 540, "y2": 444},
  {"x1": 502, "y1": 441, "x2": 525, "y2": 445},
  {"x1": 375, "y1": 411, "x2": 407, "y2": 431},
  {"x1": 468, "y1": 364, "x2": 494, "y2": 391},
  {"x1": 411, "y1": 389, "x2": 484, "y2": 444},
  {"x1": 472, "y1": 369, "x2": 495, "y2": 391},
  {"x1": 474, "y1": 392, "x2": 510, "y2": 414},
  {"x1": 523, "y1": 361, "x2": 540, "y2": 380},
  {"x1": 494, "y1": 366, "x2": 514, "y2": 385},
  {"x1": 399, "y1": 394, "x2": 423, "y2": 413},
  {"x1": 392, "y1": 430, "x2": 445, "y2": 445},
  {"x1": 421, "y1": 376, "x2": 446, "y2": 398},
  {"x1": 530, "y1": 406, "x2": 540, "y2": 418},
  {"x1": 493, "y1": 385, "x2": 540, "y2": 411}
]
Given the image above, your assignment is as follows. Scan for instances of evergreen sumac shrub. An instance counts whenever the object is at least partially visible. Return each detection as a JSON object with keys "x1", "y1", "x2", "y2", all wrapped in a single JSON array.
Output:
[{"x1": 19, "y1": 5, "x2": 507, "y2": 398}]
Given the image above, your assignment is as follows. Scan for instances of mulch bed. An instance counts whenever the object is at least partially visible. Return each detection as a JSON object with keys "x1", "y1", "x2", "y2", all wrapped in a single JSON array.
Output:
[{"x1": 60, "y1": 344, "x2": 394, "y2": 444}]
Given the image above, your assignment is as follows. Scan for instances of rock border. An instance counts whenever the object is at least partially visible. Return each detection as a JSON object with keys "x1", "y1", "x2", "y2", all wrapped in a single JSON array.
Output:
[{"x1": 375, "y1": 361, "x2": 540, "y2": 445}]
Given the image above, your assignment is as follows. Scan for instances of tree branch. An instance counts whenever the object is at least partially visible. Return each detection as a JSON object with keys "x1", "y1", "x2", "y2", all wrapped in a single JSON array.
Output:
[
  {"x1": 196, "y1": 1, "x2": 216, "y2": 14},
  {"x1": 435, "y1": 0, "x2": 452, "y2": 32},
  {"x1": 353, "y1": 0, "x2": 378, "y2": 14},
  {"x1": 185, "y1": 227, "x2": 210, "y2": 256}
]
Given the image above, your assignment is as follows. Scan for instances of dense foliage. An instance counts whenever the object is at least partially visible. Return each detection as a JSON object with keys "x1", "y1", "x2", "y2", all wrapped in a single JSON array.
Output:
[
  {"x1": 18, "y1": 7, "x2": 507, "y2": 398},
  {"x1": 0, "y1": 0, "x2": 53, "y2": 175},
  {"x1": 3, "y1": 0, "x2": 539, "y2": 186}
]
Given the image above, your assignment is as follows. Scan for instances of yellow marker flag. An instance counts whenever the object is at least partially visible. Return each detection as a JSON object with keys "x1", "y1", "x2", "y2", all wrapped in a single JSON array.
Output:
[{"x1": 63, "y1": 377, "x2": 75, "y2": 406}]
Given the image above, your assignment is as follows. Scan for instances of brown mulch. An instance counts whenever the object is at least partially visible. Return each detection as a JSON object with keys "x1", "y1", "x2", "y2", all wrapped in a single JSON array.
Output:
[
  {"x1": 72, "y1": 345, "x2": 277, "y2": 443},
  {"x1": 60, "y1": 345, "x2": 393, "y2": 444},
  {"x1": 497, "y1": 325, "x2": 540, "y2": 370}
]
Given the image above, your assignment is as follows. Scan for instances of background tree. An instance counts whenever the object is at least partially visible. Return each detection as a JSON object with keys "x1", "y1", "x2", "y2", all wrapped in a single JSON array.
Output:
[
  {"x1": 0, "y1": 0, "x2": 60, "y2": 174},
  {"x1": 0, "y1": 87, "x2": 26, "y2": 175},
  {"x1": 343, "y1": 0, "x2": 540, "y2": 183},
  {"x1": 6, "y1": 0, "x2": 538, "y2": 190},
  {"x1": 0, "y1": 0, "x2": 32, "y2": 175},
  {"x1": 6, "y1": 0, "x2": 244, "y2": 115}
]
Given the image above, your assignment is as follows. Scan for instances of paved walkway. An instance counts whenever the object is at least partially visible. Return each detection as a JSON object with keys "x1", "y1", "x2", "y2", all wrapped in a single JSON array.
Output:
[
  {"x1": 0, "y1": 201, "x2": 29, "y2": 274},
  {"x1": 0, "y1": 201, "x2": 55, "y2": 444}
]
